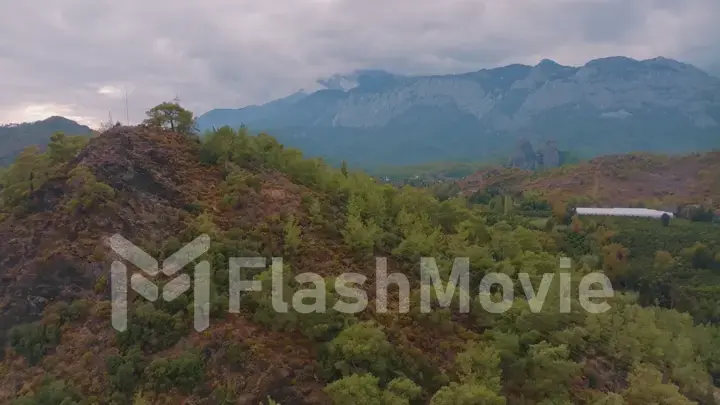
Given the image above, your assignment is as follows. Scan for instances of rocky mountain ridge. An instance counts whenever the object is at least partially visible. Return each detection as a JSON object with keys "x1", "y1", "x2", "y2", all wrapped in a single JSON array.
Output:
[{"x1": 197, "y1": 56, "x2": 720, "y2": 167}]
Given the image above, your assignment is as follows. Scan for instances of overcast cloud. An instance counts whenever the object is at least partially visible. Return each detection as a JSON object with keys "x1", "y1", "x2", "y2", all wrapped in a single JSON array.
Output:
[{"x1": 0, "y1": 0, "x2": 718, "y2": 127}]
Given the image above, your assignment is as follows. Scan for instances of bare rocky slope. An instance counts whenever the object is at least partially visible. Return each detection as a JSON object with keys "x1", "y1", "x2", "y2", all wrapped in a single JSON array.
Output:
[{"x1": 0, "y1": 127, "x2": 332, "y2": 403}]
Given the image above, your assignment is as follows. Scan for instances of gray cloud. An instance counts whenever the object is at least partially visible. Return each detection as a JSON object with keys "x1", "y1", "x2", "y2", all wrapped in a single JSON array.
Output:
[{"x1": 0, "y1": 0, "x2": 718, "y2": 126}]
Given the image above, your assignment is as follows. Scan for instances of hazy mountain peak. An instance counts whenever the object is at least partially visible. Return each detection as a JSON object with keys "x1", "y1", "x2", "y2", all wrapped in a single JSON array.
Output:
[
  {"x1": 642, "y1": 56, "x2": 711, "y2": 76},
  {"x1": 586, "y1": 55, "x2": 640, "y2": 66},
  {"x1": 317, "y1": 73, "x2": 358, "y2": 91},
  {"x1": 536, "y1": 58, "x2": 560, "y2": 68},
  {"x1": 317, "y1": 69, "x2": 401, "y2": 91},
  {"x1": 41, "y1": 115, "x2": 79, "y2": 125}
]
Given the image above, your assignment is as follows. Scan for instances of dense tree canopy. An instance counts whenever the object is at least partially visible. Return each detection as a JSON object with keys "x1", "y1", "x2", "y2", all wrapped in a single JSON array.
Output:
[{"x1": 142, "y1": 101, "x2": 197, "y2": 135}]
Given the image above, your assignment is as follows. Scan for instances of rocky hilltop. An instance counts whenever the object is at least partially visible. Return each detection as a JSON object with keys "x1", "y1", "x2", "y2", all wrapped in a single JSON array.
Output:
[
  {"x1": 198, "y1": 56, "x2": 720, "y2": 166},
  {"x1": 0, "y1": 126, "x2": 221, "y2": 349},
  {"x1": 0, "y1": 126, "x2": 330, "y2": 403}
]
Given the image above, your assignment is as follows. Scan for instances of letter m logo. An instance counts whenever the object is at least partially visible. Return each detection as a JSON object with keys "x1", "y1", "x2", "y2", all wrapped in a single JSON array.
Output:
[{"x1": 108, "y1": 234, "x2": 211, "y2": 332}]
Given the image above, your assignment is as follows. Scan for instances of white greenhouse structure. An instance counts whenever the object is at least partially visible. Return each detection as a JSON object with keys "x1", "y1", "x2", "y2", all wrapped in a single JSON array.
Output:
[{"x1": 574, "y1": 207, "x2": 674, "y2": 218}]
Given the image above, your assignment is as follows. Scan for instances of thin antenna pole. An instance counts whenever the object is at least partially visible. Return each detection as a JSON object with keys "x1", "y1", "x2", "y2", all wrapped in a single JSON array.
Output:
[{"x1": 125, "y1": 89, "x2": 130, "y2": 125}]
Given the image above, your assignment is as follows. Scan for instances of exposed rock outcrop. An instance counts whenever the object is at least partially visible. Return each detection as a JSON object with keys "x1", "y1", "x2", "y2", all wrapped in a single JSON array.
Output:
[
  {"x1": 508, "y1": 138, "x2": 537, "y2": 170},
  {"x1": 538, "y1": 140, "x2": 561, "y2": 168}
]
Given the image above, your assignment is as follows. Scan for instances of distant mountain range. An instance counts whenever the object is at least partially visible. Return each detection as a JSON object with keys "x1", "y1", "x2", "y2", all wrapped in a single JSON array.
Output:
[
  {"x1": 0, "y1": 116, "x2": 93, "y2": 166},
  {"x1": 197, "y1": 56, "x2": 720, "y2": 167},
  {"x1": 709, "y1": 64, "x2": 720, "y2": 78}
]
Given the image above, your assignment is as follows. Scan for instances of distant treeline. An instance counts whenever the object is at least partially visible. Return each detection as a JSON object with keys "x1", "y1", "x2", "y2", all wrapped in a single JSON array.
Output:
[
  {"x1": 366, "y1": 150, "x2": 583, "y2": 183},
  {"x1": 367, "y1": 160, "x2": 500, "y2": 182}
]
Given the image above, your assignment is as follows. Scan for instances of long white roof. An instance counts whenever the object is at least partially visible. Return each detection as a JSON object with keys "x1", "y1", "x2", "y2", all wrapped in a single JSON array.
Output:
[{"x1": 575, "y1": 207, "x2": 674, "y2": 218}]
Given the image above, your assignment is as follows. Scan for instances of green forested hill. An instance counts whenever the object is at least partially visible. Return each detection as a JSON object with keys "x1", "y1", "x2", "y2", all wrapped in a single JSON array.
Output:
[
  {"x1": 0, "y1": 105, "x2": 718, "y2": 404},
  {"x1": 0, "y1": 116, "x2": 93, "y2": 166}
]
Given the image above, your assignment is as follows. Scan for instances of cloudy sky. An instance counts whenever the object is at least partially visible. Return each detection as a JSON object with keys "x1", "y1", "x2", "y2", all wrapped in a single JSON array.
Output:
[{"x1": 1, "y1": 0, "x2": 718, "y2": 127}]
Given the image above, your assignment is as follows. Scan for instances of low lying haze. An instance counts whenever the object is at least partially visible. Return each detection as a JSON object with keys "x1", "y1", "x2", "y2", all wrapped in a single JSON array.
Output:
[{"x1": 1, "y1": 0, "x2": 718, "y2": 127}]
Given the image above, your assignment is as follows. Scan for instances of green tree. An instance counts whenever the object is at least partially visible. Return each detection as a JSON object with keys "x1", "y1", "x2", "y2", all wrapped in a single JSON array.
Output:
[
  {"x1": 521, "y1": 342, "x2": 582, "y2": 402},
  {"x1": 283, "y1": 215, "x2": 302, "y2": 254},
  {"x1": 623, "y1": 363, "x2": 695, "y2": 405},
  {"x1": 661, "y1": 213, "x2": 671, "y2": 227},
  {"x1": 65, "y1": 166, "x2": 116, "y2": 212},
  {"x1": 143, "y1": 351, "x2": 204, "y2": 394},
  {"x1": 654, "y1": 250, "x2": 676, "y2": 272},
  {"x1": 591, "y1": 393, "x2": 627, "y2": 405},
  {"x1": 430, "y1": 382, "x2": 505, "y2": 405},
  {"x1": 143, "y1": 101, "x2": 197, "y2": 135},
  {"x1": 7, "y1": 322, "x2": 61, "y2": 365},
  {"x1": 11, "y1": 378, "x2": 87, "y2": 405},
  {"x1": 46, "y1": 131, "x2": 88, "y2": 164},
  {"x1": 342, "y1": 213, "x2": 380, "y2": 256},
  {"x1": 327, "y1": 321, "x2": 394, "y2": 379},
  {"x1": 324, "y1": 374, "x2": 421, "y2": 405},
  {"x1": 0, "y1": 146, "x2": 49, "y2": 208},
  {"x1": 454, "y1": 341, "x2": 503, "y2": 391}
]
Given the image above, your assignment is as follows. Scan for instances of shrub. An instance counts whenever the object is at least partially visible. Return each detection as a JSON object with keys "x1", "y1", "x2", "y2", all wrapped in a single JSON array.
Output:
[
  {"x1": 7, "y1": 322, "x2": 61, "y2": 365},
  {"x1": 107, "y1": 347, "x2": 146, "y2": 394},
  {"x1": 144, "y1": 351, "x2": 205, "y2": 393},
  {"x1": 224, "y1": 342, "x2": 250, "y2": 371},
  {"x1": 61, "y1": 299, "x2": 91, "y2": 322},
  {"x1": 115, "y1": 302, "x2": 188, "y2": 353},
  {"x1": 11, "y1": 378, "x2": 86, "y2": 405},
  {"x1": 65, "y1": 166, "x2": 115, "y2": 212}
]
